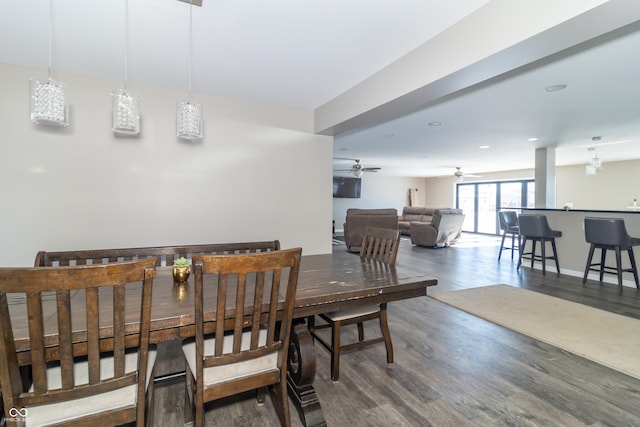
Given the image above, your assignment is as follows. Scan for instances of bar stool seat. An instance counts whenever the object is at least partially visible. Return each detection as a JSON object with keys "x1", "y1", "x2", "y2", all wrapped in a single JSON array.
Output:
[
  {"x1": 498, "y1": 211, "x2": 520, "y2": 260},
  {"x1": 582, "y1": 217, "x2": 640, "y2": 294},
  {"x1": 517, "y1": 214, "x2": 562, "y2": 275}
]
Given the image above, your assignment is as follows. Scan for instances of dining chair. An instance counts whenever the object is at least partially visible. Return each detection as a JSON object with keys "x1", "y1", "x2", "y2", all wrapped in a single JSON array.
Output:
[
  {"x1": 0, "y1": 258, "x2": 157, "y2": 427},
  {"x1": 183, "y1": 247, "x2": 302, "y2": 427},
  {"x1": 34, "y1": 240, "x2": 281, "y2": 267},
  {"x1": 308, "y1": 226, "x2": 399, "y2": 381}
]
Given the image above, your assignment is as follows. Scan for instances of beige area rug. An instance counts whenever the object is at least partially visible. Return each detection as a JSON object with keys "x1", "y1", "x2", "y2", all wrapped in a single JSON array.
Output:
[{"x1": 431, "y1": 284, "x2": 640, "y2": 380}]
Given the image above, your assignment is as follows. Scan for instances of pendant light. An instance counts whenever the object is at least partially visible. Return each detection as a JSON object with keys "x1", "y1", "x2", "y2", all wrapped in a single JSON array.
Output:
[
  {"x1": 111, "y1": 0, "x2": 141, "y2": 135},
  {"x1": 177, "y1": 0, "x2": 203, "y2": 141},
  {"x1": 30, "y1": 0, "x2": 68, "y2": 127}
]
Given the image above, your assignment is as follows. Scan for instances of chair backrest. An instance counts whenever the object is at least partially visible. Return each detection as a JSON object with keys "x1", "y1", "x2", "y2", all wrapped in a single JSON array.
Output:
[
  {"x1": 344, "y1": 209, "x2": 398, "y2": 249},
  {"x1": 584, "y1": 217, "x2": 631, "y2": 246},
  {"x1": 518, "y1": 214, "x2": 554, "y2": 238},
  {"x1": 360, "y1": 226, "x2": 400, "y2": 266},
  {"x1": 498, "y1": 211, "x2": 519, "y2": 231},
  {"x1": 0, "y1": 259, "x2": 156, "y2": 423},
  {"x1": 34, "y1": 240, "x2": 281, "y2": 267},
  {"x1": 190, "y1": 247, "x2": 302, "y2": 390}
]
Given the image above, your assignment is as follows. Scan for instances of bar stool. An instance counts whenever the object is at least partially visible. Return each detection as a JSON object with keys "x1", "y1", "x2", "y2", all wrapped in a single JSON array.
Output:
[
  {"x1": 517, "y1": 214, "x2": 562, "y2": 274},
  {"x1": 498, "y1": 211, "x2": 520, "y2": 260},
  {"x1": 582, "y1": 217, "x2": 640, "y2": 294}
]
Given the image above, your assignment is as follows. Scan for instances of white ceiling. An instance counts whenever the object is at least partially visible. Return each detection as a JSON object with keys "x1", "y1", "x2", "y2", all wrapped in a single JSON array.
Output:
[{"x1": 2, "y1": 0, "x2": 639, "y2": 179}]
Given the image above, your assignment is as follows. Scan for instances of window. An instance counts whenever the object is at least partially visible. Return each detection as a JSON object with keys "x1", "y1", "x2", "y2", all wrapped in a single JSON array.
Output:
[{"x1": 456, "y1": 179, "x2": 534, "y2": 234}]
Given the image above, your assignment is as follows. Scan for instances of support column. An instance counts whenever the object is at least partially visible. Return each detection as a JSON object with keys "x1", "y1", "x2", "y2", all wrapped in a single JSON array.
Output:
[{"x1": 535, "y1": 147, "x2": 556, "y2": 208}]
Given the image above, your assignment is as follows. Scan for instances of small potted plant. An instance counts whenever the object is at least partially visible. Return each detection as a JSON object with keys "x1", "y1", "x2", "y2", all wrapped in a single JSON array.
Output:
[{"x1": 172, "y1": 257, "x2": 191, "y2": 283}]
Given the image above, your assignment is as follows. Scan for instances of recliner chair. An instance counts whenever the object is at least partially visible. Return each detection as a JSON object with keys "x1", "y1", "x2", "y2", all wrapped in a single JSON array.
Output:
[
  {"x1": 343, "y1": 208, "x2": 398, "y2": 253},
  {"x1": 410, "y1": 208, "x2": 465, "y2": 247}
]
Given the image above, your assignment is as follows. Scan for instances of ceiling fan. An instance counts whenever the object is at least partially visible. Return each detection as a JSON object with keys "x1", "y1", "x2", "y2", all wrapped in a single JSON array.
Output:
[
  {"x1": 334, "y1": 159, "x2": 381, "y2": 178},
  {"x1": 453, "y1": 167, "x2": 481, "y2": 182}
]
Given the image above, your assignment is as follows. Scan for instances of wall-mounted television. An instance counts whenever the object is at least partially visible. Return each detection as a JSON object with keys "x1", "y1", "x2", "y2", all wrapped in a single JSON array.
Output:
[{"x1": 333, "y1": 176, "x2": 361, "y2": 198}]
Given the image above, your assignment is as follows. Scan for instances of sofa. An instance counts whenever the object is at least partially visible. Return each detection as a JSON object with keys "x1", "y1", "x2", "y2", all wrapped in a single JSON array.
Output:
[
  {"x1": 410, "y1": 208, "x2": 465, "y2": 248},
  {"x1": 398, "y1": 206, "x2": 436, "y2": 235},
  {"x1": 343, "y1": 208, "x2": 398, "y2": 253}
]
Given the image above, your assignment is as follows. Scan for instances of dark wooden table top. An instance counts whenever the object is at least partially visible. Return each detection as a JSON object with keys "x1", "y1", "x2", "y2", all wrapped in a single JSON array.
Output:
[{"x1": 7, "y1": 251, "x2": 437, "y2": 359}]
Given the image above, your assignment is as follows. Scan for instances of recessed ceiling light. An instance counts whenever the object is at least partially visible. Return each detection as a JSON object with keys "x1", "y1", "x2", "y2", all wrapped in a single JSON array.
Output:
[
  {"x1": 544, "y1": 84, "x2": 567, "y2": 92},
  {"x1": 428, "y1": 121, "x2": 442, "y2": 126},
  {"x1": 528, "y1": 137, "x2": 539, "y2": 142},
  {"x1": 479, "y1": 145, "x2": 490, "y2": 149}
]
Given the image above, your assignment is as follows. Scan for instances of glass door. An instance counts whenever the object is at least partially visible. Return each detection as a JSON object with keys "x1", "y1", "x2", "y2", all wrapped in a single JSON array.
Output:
[{"x1": 477, "y1": 183, "x2": 497, "y2": 234}]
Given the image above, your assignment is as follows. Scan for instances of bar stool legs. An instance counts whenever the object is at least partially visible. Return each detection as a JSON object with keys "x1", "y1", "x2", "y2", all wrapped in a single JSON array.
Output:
[
  {"x1": 517, "y1": 237, "x2": 560, "y2": 275},
  {"x1": 582, "y1": 217, "x2": 640, "y2": 294},
  {"x1": 582, "y1": 244, "x2": 640, "y2": 294}
]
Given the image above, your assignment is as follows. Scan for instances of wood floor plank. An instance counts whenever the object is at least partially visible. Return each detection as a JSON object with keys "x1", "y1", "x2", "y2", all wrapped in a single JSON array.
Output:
[{"x1": 152, "y1": 235, "x2": 640, "y2": 426}]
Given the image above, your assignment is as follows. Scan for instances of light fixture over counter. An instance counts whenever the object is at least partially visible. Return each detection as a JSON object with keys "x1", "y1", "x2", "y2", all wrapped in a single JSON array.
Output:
[{"x1": 586, "y1": 143, "x2": 603, "y2": 176}]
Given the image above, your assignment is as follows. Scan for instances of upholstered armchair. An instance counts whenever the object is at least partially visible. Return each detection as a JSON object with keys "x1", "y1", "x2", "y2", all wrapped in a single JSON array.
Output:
[
  {"x1": 343, "y1": 208, "x2": 398, "y2": 253},
  {"x1": 410, "y1": 208, "x2": 465, "y2": 247}
]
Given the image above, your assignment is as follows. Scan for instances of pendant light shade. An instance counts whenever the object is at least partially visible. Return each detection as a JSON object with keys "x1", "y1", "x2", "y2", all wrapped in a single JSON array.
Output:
[
  {"x1": 30, "y1": 0, "x2": 68, "y2": 127},
  {"x1": 112, "y1": 0, "x2": 140, "y2": 135},
  {"x1": 112, "y1": 89, "x2": 141, "y2": 135},
  {"x1": 177, "y1": 100, "x2": 202, "y2": 140},
  {"x1": 30, "y1": 78, "x2": 68, "y2": 126},
  {"x1": 177, "y1": 1, "x2": 203, "y2": 141}
]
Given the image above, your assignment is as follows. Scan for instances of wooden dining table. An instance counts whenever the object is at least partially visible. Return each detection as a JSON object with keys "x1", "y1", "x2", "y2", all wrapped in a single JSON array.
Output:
[{"x1": 6, "y1": 250, "x2": 437, "y2": 427}]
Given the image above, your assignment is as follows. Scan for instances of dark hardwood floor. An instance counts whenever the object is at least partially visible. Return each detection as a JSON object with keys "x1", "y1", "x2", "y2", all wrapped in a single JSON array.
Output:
[{"x1": 153, "y1": 234, "x2": 640, "y2": 426}]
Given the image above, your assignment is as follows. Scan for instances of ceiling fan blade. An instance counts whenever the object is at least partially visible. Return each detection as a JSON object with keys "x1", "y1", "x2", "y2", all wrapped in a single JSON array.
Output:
[{"x1": 362, "y1": 168, "x2": 381, "y2": 172}]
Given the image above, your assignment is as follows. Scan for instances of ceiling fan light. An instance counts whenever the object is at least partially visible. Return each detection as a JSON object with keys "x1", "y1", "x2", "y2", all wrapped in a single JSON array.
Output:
[{"x1": 352, "y1": 169, "x2": 363, "y2": 178}]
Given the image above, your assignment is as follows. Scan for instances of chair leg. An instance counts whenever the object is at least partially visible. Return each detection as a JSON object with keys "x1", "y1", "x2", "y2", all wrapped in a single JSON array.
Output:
[
  {"x1": 629, "y1": 247, "x2": 640, "y2": 288},
  {"x1": 184, "y1": 365, "x2": 195, "y2": 425},
  {"x1": 379, "y1": 304, "x2": 394, "y2": 365},
  {"x1": 540, "y1": 239, "x2": 546, "y2": 275},
  {"x1": 256, "y1": 387, "x2": 266, "y2": 406},
  {"x1": 517, "y1": 237, "x2": 526, "y2": 270},
  {"x1": 272, "y1": 373, "x2": 292, "y2": 427},
  {"x1": 583, "y1": 244, "x2": 596, "y2": 284},
  {"x1": 615, "y1": 246, "x2": 624, "y2": 294},
  {"x1": 357, "y1": 322, "x2": 365, "y2": 342},
  {"x1": 498, "y1": 231, "x2": 507, "y2": 260},
  {"x1": 551, "y1": 238, "x2": 560, "y2": 274},
  {"x1": 599, "y1": 249, "x2": 607, "y2": 283},
  {"x1": 331, "y1": 321, "x2": 341, "y2": 381},
  {"x1": 511, "y1": 233, "x2": 517, "y2": 259},
  {"x1": 531, "y1": 240, "x2": 537, "y2": 270}
]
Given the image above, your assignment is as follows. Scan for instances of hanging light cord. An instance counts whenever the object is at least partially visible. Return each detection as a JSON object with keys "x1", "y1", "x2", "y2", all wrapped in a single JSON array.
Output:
[
  {"x1": 48, "y1": 0, "x2": 53, "y2": 81},
  {"x1": 188, "y1": 0, "x2": 193, "y2": 102},
  {"x1": 124, "y1": 0, "x2": 129, "y2": 91}
]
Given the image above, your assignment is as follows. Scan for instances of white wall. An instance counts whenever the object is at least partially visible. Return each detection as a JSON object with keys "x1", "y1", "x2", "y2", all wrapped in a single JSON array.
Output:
[
  {"x1": 0, "y1": 63, "x2": 333, "y2": 266},
  {"x1": 332, "y1": 174, "x2": 425, "y2": 232}
]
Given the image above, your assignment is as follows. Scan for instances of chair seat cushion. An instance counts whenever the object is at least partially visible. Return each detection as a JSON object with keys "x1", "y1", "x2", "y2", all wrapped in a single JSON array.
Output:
[
  {"x1": 182, "y1": 329, "x2": 278, "y2": 386},
  {"x1": 25, "y1": 347, "x2": 157, "y2": 426},
  {"x1": 323, "y1": 305, "x2": 380, "y2": 322}
]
